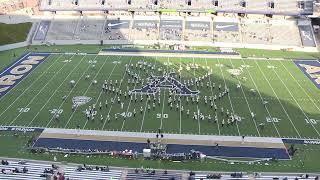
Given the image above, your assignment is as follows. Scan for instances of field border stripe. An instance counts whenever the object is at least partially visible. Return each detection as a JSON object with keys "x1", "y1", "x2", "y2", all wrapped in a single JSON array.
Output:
[
  {"x1": 8, "y1": 53, "x2": 67, "y2": 126},
  {"x1": 0, "y1": 52, "x2": 50, "y2": 99},
  {"x1": 0, "y1": 53, "x2": 61, "y2": 120},
  {"x1": 293, "y1": 60, "x2": 320, "y2": 89},
  {"x1": 0, "y1": 52, "x2": 30, "y2": 76}
]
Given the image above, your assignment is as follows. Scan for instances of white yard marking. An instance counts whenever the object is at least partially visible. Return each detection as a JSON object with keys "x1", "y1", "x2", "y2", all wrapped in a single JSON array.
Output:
[
  {"x1": 266, "y1": 60, "x2": 320, "y2": 137},
  {"x1": 204, "y1": 58, "x2": 220, "y2": 135},
  {"x1": 240, "y1": 59, "x2": 281, "y2": 137},
  {"x1": 101, "y1": 56, "x2": 133, "y2": 130},
  {"x1": 82, "y1": 56, "x2": 119, "y2": 129},
  {"x1": 0, "y1": 54, "x2": 63, "y2": 120},
  {"x1": 120, "y1": 57, "x2": 146, "y2": 131},
  {"x1": 227, "y1": 58, "x2": 261, "y2": 136},
  {"x1": 64, "y1": 55, "x2": 112, "y2": 129},
  {"x1": 254, "y1": 60, "x2": 302, "y2": 138},
  {"x1": 279, "y1": 61, "x2": 320, "y2": 113},
  {"x1": 139, "y1": 99, "x2": 149, "y2": 132},
  {"x1": 159, "y1": 57, "x2": 169, "y2": 130},
  {"x1": 8, "y1": 54, "x2": 70, "y2": 126},
  {"x1": 139, "y1": 57, "x2": 158, "y2": 132},
  {"x1": 28, "y1": 55, "x2": 89, "y2": 127},
  {"x1": 178, "y1": 58, "x2": 182, "y2": 134},
  {"x1": 192, "y1": 57, "x2": 201, "y2": 134},
  {"x1": 216, "y1": 59, "x2": 241, "y2": 136},
  {"x1": 45, "y1": 55, "x2": 98, "y2": 128},
  {"x1": 0, "y1": 53, "x2": 32, "y2": 103}
]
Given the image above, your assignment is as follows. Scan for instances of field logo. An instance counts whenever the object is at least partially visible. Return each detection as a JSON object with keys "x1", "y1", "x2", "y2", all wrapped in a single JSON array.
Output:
[
  {"x1": 72, "y1": 96, "x2": 92, "y2": 106},
  {"x1": 294, "y1": 60, "x2": 320, "y2": 89},
  {"x1": 0, "y1": 53, "x2": 49, "y2": 98},
  {"x1": 130, "y1": 73, "x2": 199, "y2": 96}
]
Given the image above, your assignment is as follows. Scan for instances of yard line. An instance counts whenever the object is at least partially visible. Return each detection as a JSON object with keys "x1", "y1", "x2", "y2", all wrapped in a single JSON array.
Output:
[
  {"x1": 227, "y1": 58, "x2": 260, "y2": 136},
  {"x1": 279, "y1": 61, "x2": 320, "y2": 113},
  {"x1": 159, "y1": 57, "x2": 169, "y2": 130},
  {"x1": 240, "y1": 59, "x2": 281, "y2": 137},
  {"x1": 27, "y1": 54, "x2": 89, "y2": 127},
  {"x1": 167, "y1": 57, "x2": 181, "y2": 133},
  {"x1": 178, "y1": 58, "x2": 183, "y2": 134},
  {"x1": 45, "y1": 55, "x2": 99, "y2": 128},
  {"x1": 120, "y1": 57, "x2": 144, "y2": 131},
  {"x1": 82, "y1": 56, "x2": 120, "y2": 129},
  {"x1": 204, "y1": 58, "x2": 221, "y2": 135},
  {"x1": 101, "y1": 56, "x2": 133, "y2": 130},
  {"x1": 139, "y1": 98, "x2": 149, "y2": 132},
  {"x1": 266, "y1": 60, "x2": 320, "y2": 137},
  {"x1": 253, "y1": 60, "x2": 302, "y2": 138},
  {"x1": 192, "y1": 57, "x2": 201, "y2": 135},
  {"x1": 0, "y1": 54, "x2": 63, "y2": 119},
  {"x1": 64, "y1": 55, "x2": 112, "y2": 129},
  {"x1": 8, "y1": 54, "x2": 71, "y2": 126},
  {"x1": 139, "y1": 57, "x2": 159, "y2": 132},
  {"x1": 216, "y1": 58, "x2": 241, "y2": 136}
]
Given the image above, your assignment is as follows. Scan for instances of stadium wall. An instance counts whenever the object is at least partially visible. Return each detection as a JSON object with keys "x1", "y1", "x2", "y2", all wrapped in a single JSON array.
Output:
[{"x1": 36, "y1": 39, "x2": 318, "y2": 52}]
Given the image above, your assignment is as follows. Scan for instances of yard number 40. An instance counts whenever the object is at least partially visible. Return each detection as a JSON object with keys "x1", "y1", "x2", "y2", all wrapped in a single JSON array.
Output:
[{"x1": 18, "y1": 108, "x2": 30, "y2": 113}]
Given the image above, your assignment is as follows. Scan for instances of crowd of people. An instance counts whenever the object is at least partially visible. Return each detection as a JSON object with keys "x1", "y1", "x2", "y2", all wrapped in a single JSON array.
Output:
[{"x1": 1, "y1": 160, "x2": 28, "y2": 175}]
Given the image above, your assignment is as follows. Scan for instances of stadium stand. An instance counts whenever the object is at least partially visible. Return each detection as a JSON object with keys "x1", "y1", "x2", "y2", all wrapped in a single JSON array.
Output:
[
  {"x1": 126, "y1": 169, "x2": 182, "y2": 180},
  {"x1": 35, "y1": 13, "x2": 314, "y2": 50},
  {"x1": 131, "y1": 15, "x2": 160, "y2": 41},
  {"x1": 184, "y1": 16, "x2": 212, "y2": 42},
  {"x1": 74, "y1": 16, "x2": 105, "y2": 40},
  {"x1": 46, "y1": 17, "x2": 80, "y2": 40},
  {"x1": 38, "y1": 0, "x2": 314, "y2": 15},
  {"x1": 160, "y1": 16, "x2": 183, "y2": 41}
]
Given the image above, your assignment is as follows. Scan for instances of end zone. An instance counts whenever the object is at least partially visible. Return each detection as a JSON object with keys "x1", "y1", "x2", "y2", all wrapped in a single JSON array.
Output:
[
  {"x1": 0, "y1": 53, "x2": 50, "y2": 98},
  {"x1": 294, "y1": 60, "x2": 320, "y2": 89}
]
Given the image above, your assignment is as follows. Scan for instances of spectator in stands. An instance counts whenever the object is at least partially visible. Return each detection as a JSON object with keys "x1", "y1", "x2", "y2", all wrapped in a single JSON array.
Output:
[{"x1": 1, "y1": 160, "x2": 9, "y2": 165}]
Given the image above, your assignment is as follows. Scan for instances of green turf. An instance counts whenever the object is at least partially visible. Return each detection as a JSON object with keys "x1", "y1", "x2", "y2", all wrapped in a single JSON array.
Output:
[
  {"x1": 0, "y1": 53, "x2": 319, "y2": 139},
  {"x1": 1, "y1": 46, "x2": 320, "y2": 173},
  {"x1": 0, "y1": 23, "x2": 32, "y2": 45},
  {"x1": 0, "y1": 47, "x2": 30, "y2": 70},
  {"x1": 236, "y1": 48, "x2": 320, "y2": 59}
]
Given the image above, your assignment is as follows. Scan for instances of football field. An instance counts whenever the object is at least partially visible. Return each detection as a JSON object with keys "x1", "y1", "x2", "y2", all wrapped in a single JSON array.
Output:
[{"x1": 0, "y1": 52, "x2": 320, "y2": 139}]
